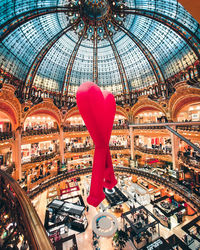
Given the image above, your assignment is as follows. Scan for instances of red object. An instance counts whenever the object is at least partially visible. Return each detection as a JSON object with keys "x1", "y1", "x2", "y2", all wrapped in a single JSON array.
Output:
[
  {"x1": 147, "y1": 159, "x2": 159, "y2": 164},
  {"x1": 155, "y1": 138, "x2": 159, "y2": 145},
  {"x1": 60, "y1": 186, "x2": 80, "y2": 196},
  {"x1": 76, "y1": 82, "x2": 117, "y2": 207}
]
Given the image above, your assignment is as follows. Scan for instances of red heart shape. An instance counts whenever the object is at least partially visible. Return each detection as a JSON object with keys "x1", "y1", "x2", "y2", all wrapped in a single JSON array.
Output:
[{"x1": 76, "y1": 82, "x2": 117, "y2": 207}]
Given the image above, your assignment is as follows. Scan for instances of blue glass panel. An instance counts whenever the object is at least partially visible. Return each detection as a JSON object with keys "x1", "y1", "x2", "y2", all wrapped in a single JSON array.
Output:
[{"x1": 0, "y1": 0, "x2": 199, "y2": 93}]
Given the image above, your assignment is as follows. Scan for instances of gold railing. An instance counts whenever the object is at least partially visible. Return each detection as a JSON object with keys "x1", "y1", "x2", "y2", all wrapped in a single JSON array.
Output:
[{"x1": 0, "y1": 170, "x2": 54, "y2": 250}]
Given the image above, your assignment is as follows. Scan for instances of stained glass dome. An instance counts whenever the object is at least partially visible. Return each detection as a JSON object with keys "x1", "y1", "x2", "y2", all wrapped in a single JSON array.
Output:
[{"x1": 0, "y1": 0, "x2": 199, "y2": 96}]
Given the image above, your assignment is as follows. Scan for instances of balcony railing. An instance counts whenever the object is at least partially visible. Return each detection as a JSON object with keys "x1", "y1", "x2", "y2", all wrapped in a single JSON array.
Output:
[
  {"x1": 0, "y1": 131, "x2": 13, "y2": 141},
  {"x1": 177, "y1": 125, "x2": 200, "y2": 132},
  {"x1": 22, "y1": 152, "x2": 59, "y2": 165},
  {"x1": 22, "y1": 128, "x2": 59, "y2": 137},
  {"x1": 133, "y1": 125, "x2": 166, "y2": 130},
  {"x1": 135, "y1": 145, "x2": 172, "y2": 155},
  {"x1": 63, "y1": 124, "x2": 128, "y2": 133},
  {"x1": 27, "y1": 167, "x2": 200, "y2": 213},
  {"x1": 110, "y1": 145, "x2": 130, "y2": 150},
  {"x1": 179, "y1": 153, "x2": 200, "y2": 170},
  {"x1": 113, "y1": 124, "x2": 128, "y2": 130},
  {"x1": 0, "y1": 170, "x2": 53, "y2": 249},
  {"x1": 63, "y1": 125, "x2": 87, "y2": 132},
  {"x1": 65, "y1": 146, "x2": 92, "y2": 153}
]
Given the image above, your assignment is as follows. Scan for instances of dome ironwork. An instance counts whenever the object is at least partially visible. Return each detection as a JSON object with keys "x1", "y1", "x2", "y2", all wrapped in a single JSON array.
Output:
[{"x1": 0, "y1": 0, "x2": 199, "y2": 98}]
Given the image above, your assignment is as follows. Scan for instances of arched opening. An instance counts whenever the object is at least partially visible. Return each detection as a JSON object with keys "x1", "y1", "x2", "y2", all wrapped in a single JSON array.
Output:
[
  {"x1": 23, "y1": 113, "x2": 59, "y2": 133},
  {"x1": 64, "y1": 113, "x2": 93, "y2": 172},
  {"x1": 176, "y1": 102, "x2": 200, "y2": 122},
  {"x1": 22, "y1": 113, "x2": 60, "y2": 165},
  {"x1": 0, "y1": 111, "x2": 12, "y2": 133},
  {"x1": 0, "y1": 111, "x2": 13, "y2": 169},
  {"x1": 113, "y1": 114, "x2": 128, "y2": 129},
  {"x1": 134, "y1": 107, "x2": 165, "y2": 124}
]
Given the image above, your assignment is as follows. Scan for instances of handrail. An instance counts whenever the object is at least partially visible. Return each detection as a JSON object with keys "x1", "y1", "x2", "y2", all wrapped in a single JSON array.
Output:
[
  {"x1": 179, "y1": 154, "x2": 200, "y2": 170},
  {"x1": 63, "y1": 124, "x2": 128, "y2": 132},
  {"x1": 0, "y1": 131, "x2": 13, "y2": 141},
  {"x1": 22, "y1": 152, "x2": 59, "y2": 165},
  {"x1": 110, "y1": 145, "x2": 130, "y2": 150},
  {"x1": 22, "y1": 128, "x2": 59, "y2": 137},
  {"x1": 135, "y1": 145, "x2": 171, "y2": 155},
  {"x1": 130, "y1": 121, "x2": 200, "y2": 127},
  {"x1": 27, "y1": 167, "x2": 200, "y2": 212},
  {"x1": 177, "y1": 125, "x2": 200, "y2": 132},
  {"x1": 67, "y1": 146, "x2": 92, "y2": 153},
  {"x1": 165, "y1": 125, "x2": 200, "y2": 153},
  {"x1": 0, "y1": 170, "x2": 54, "y2": 250}
]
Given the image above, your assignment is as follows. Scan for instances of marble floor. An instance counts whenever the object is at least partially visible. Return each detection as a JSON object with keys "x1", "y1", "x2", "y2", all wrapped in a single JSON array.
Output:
[{"x1": 32, "y1": 176, "x2": 199, "y2": 250}]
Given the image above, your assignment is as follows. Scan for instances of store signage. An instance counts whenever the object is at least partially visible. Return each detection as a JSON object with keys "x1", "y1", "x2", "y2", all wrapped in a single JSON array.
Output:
[
  {"x1": 146, "y1": 239, "x2": 163, "y2": 249},
  {"x1": 145, "y1": 237, "x2": 171, "y2": 250},
  {"x1": 192, "y1": 114, "x2": 199, "y2": 120}
]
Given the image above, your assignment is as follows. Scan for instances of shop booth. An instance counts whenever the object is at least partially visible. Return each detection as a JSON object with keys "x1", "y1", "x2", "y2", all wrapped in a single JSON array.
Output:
[
  {"x1": 126, "y1": 183, "x2": 151, "y2": 206},
  {"x1": 153, "y1": 196, "x2": 186, "y2": 229},
  {"x1": 182, "y1": 216, "x2": 200, "y2": 249},
  {"x1": 167, "y1": 234, "x2": 190, "y2": 250},
  {"x1": 67, "y1": 156, "x2": 93, "y2": 171},
  {"x1": 103, "y1": 186, "x2": 128, "y2": 209},
  {"x1": 45, "y1": 195, "x2": 88, "y2": 242},
  {"x1": 60, "y1": 178, "x2": 80, "y2": 199},
  {"x1": 122, "y1": 206, "x2": 160, "y2": 249},
  {"x1": 53, "y1": 234, "x2": 78, "y2": 250},
  {"x1": 143, "y1": 237, "x2": 172, "y2": 250},
  {"x1": 21, "y1": 140, "x2": 58, "y2": 164}
]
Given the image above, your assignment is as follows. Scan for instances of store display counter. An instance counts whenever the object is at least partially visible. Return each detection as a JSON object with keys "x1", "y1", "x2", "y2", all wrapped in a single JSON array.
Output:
[{"x1": 153, "y1": 196, "x2": 186, "y2": 229}]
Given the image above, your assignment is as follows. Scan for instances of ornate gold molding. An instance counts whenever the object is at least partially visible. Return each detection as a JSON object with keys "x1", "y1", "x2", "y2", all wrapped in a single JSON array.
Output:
[
  {"x1": 22, "y1": 98, "x2": 62, "y2": 126},
  {"x1": 0, "y1": 84, "x2": 21, "y2": 129},
  {"x1": 131, "y1": 96, "x2": 167, "y2": 118},
  {"x1": 168, "y1": 85, "x2": 200, "y2": 120}
]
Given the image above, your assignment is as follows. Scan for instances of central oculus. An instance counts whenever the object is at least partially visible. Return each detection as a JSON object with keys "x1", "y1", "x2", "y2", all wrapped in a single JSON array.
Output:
[{"x1": 83, "y1": 0, "x2": 109, "y2": 20}]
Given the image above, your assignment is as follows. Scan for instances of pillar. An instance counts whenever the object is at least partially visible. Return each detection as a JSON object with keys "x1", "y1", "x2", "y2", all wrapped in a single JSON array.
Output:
[
  {"x1": 130, "y1": 127, "x2": 135, "y2": 160},
  {"x1": 59, "y1": 125, "x2": 64, "y2": 164},
  {"x1": 13, "y1": 127, "x2": 22, "y2": 180},
  {"x1": 170, "y1": 125, "x2": 179, "y2": 170}
]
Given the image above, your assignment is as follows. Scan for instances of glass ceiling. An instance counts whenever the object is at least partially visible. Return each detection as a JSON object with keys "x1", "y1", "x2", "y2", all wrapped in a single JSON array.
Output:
[{"x1": 0, "y1": 0, "x2": 199, "y2": 95}]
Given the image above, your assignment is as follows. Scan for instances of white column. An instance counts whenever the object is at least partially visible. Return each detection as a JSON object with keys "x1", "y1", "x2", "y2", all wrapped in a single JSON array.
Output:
[
  {"x1": 59, "y1": 125, "x2": 65, "y2": 164},
  {"x1": 170, "y1": 125, "x2": 179, "y2": 170},
  {"x1": 130, "y1": 127, "x2": 135, "y2": 160},
  {"x1": 13, "y1": 127, "x2": 22, "y2": 180}
]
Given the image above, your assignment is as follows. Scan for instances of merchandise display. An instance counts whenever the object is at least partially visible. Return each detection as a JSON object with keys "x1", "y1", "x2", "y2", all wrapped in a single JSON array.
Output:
[{"x1": 0, "y1": 0, "x2": 199, "y2": 249}]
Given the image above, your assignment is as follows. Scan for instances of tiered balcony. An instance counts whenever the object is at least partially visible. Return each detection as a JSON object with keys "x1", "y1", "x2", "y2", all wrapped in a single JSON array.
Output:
[
  {"x1": 26, "y1": 167, "x2": 200, "y2": 213},
  {"x1": 63, "y1": 125, "x2": 87, "y2": 132},
  {"x1": 179, "y1": 153, "x2": 200, "y2": 170},
  {"x1": 65, "y1": 146, "x2": 92, "y2": 153},
  {"x1": 22, "y1": 152, "x2": 59, "y2": 165},
  {"x1": 0, "y1": 131, "x2": 13, "y2": 141},
  {"x1": 110, "y1": 145, "x2": 130, "y2": 150},
  {"x1": 177, "y1": 125, "x2": 200, "y2": 132},
  {"x1": 135, "y1": 145, "x2": 172, "y2": 155},
  {"x1": 22, "y1": 128, "x2": 59, "y2": 137}
]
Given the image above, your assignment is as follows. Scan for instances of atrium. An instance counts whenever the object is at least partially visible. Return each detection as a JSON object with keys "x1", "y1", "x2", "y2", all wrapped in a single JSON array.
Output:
[{"x1": 0, "y1": 0, "x2": 200, "y2": 249}]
